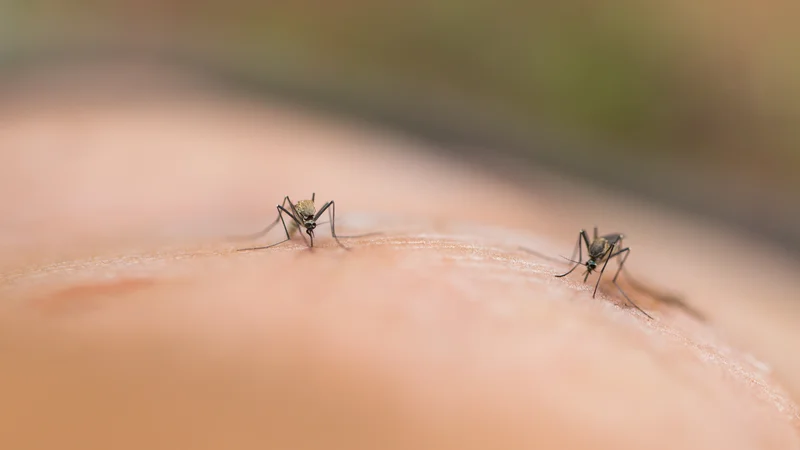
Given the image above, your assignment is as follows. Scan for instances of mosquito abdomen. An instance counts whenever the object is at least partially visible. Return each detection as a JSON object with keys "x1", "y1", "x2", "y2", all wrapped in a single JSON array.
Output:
[{"x1": 287, "y1": 221, "x2": 299, "y2": 237}]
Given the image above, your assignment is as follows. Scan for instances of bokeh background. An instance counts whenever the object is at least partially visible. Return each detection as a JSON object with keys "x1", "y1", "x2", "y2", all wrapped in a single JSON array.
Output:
[
  {"x1": 3, "y1": 3, "x2": 800, "y2": 447},
  {"x1": 1, "y1": 0, "x2": 798, "y2": 255}
]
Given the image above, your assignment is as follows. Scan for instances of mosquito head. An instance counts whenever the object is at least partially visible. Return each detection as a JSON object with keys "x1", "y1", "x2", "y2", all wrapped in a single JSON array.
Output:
[
  {"x1": 586, "y1": 259, "x2": 598, "y2": 273},
  {"x1": 304, "y1": 215, "x2": 316, "y2": 231}
]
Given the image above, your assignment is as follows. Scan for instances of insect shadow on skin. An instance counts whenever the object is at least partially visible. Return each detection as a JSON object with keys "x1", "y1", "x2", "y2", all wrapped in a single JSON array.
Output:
[
  {"x1": 520, "y1": 227, "x2": 705, "y2": 321},
  {"x1": 234, "y1": 193, "x2": 379, "y2": 252}
]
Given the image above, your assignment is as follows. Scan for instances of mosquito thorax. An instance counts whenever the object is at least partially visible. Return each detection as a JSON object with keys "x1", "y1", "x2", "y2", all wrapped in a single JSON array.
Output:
[{"x1": 294, "y1": 200, "x2": 316, "y2": 219}]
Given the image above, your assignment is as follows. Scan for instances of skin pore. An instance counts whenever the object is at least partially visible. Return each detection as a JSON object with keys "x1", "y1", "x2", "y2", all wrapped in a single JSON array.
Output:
[{"x1": 1, "y1": 66, "x2": 799, "y2": 449}]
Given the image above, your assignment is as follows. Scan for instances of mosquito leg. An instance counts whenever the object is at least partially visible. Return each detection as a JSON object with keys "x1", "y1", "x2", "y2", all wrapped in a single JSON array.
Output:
[
  {"x1": 586, "y1": 235, "x2": 622, "y2": 284},
  {"x1": 331, "y1": 218, "x2": 383, "y2": 239},
  {"x1": 338, "y1": 231, "x2": 383, "y2": 239},
  {"x1": 314, "y1": 216, "x2": 380, "y2": 240},
  {"x1": 237, "y1": 204, "x2": 299, "y2": 252},
  {"x1": 277, "y1": 204, "x2": 307, "y2": 242},
  {"x1": 312, "y1": 220, "x2": 379, "y2": 239},
  {"x1": 327, "y1": 201, "x2": 347, "y2": 249},
  {"x1": 612, "y1": 238, "x2": 671, "y2": 304},
  {"x1": 518, "y1": 246, "x2": 565, "y2": 265},
  {"x1": 575, "y1": 230, "x2": 592, "y2": 263},
  {"x1": 579, "y1": 230, "x2": 593, "y2": 282},
  {"x1": 228, "y1": 196, "x2": 291, "y2": 241},
  {"x1": 284, "y1": 200, "x2": 310, "y2": 247},
  {"x1": 556, "y1": 230, "x2": 589, "y2": 278},
  {"x1": 236, "y1": 238, "x2": 292, "y2": 252},
  {"x1": 592, "y1": 244, "x2": 615, "y2": 297},
  {"x1": 283, "y1": 199, "x2": 311, "y2": 248},
  {"x1": 613, "y1": 281, "x2": 654, "y2": 319},
  {"x1": 608, "y1": 247, "x2": 653, "y2": 319},
  {"x1": 305, "y1": 198, "x2": 315, "y2": 250},
  {"x1": 621, "y1": 267, "x2": 703, "y2": 319},
  {"x1": 315, "y1": 200, "x2": 349, "y2": 250},
  {"x1": 232, "y1": 215, "x2": 280, "y2": 242}
]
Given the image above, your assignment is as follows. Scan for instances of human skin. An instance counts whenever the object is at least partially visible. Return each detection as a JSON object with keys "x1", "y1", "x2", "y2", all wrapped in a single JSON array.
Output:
[{"x1": 1, "y1": 67, "x2": 799, "y2": 449}]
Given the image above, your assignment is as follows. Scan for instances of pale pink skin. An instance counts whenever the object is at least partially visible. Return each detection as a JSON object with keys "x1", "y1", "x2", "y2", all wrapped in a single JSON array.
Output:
[{"x1": 1, "y1": 65, "x2": 799, "y2": 449}]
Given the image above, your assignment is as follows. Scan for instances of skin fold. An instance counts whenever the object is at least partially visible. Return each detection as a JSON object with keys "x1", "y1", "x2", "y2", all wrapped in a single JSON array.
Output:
[{"x1": 1, "y1": 65, "x2": 799, "y2": 449}]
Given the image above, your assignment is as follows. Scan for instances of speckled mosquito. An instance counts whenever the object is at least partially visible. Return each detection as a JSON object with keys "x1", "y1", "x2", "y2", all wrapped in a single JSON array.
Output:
[{"x1": 236, "y1": 193, "x2": 373, "y2": 252}]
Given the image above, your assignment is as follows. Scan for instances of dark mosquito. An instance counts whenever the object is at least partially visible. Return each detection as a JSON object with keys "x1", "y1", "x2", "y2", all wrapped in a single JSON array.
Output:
[
  {"x1": 236, "y1": 193, "x2": 372, "y2": 252},
  {"x1": 522, "y1": 227, "x2": 653, "y2": 319},
  {"x1": 520, "y1": 229, "x2": 704, "y2": 321}
]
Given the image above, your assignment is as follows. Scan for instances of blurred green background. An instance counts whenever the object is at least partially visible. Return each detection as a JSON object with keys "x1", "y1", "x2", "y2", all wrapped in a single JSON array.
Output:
[{"x1": 1, "y1": 0, "x2": 798, "y2": 252}]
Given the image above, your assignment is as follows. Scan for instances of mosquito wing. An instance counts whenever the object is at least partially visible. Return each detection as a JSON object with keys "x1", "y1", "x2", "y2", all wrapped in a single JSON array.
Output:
[{"x1": 601, "y1": 233, "x2": 624, "y2": 245}]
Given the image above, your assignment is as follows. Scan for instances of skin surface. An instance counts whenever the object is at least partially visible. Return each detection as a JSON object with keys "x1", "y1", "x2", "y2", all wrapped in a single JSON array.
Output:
[{"x1": 1, "y1": 64, "x2": 800, "y2": 449}]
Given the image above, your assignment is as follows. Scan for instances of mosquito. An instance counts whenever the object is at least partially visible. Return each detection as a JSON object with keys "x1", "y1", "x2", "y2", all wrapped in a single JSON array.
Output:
[
  {"x1": 520, "y1": 229, "x2": 705, "y2": 320},
  {"x1": 236, "y1": 193, "x2": 367, "y2": 252},
  {"x1": 522, "y1": 227, "x2": 653, "y2": 319}
]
